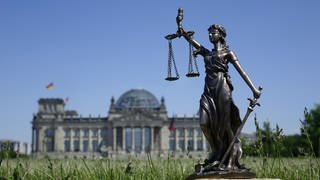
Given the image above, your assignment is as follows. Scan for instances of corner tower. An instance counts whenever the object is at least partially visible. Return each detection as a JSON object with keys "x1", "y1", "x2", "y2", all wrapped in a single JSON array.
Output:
[{"x1": 32, "y1": 98, "x2": 65, "y2": 154}]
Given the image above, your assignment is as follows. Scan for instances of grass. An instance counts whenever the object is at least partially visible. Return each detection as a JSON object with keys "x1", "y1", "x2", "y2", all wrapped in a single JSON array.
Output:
[{"x1": 0, "y1": 156, "x2": 319, "y2": 180}]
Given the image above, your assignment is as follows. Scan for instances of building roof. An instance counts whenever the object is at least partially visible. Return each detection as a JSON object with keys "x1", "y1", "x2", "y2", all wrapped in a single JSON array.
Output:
[
  {"x1": 115, "y1": 89, "x2": 160, "y2": 110},
  {"x1": 64, "y1": 110, "x2": 78, "y2": 116},
  {"x1": 38, "y1": 98, "x2": 64, "y2": 104}
]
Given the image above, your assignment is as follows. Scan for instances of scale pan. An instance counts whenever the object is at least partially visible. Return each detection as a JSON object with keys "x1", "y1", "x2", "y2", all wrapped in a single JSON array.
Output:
[
  {"x1": 186, "y1": 73, "x2": 200, "y2": 77},
  {"x1": 165, "y1": 77, "x2": 179, "y2": 81}
]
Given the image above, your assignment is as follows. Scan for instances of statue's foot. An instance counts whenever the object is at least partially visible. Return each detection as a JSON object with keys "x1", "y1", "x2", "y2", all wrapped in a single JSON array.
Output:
[
  {"x1": 195, "y1": 163, "x2": 205, "y2": 174},
  {"x1": 225, "y1": 163, "x2": 250, "y2": 172},
  {"x1": 211, "y1": 160, "x2": 220, "y2": 167},
  {"x1": 195, "y1": 160, "x2": 221, "y2": 174}
]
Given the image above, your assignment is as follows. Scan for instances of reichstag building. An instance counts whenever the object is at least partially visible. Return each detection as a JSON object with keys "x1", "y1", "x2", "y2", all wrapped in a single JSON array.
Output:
[{"x1": 31, "y1": 89, "x2": 208, "y2": 158}]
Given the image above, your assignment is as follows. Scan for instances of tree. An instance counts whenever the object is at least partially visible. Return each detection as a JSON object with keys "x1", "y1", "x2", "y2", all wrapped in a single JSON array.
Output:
[
  {"x1": 241, "y1": 115, "x2": 284, "y2": 157},
  {"x1": 301, "y1": 105, "x2": 320, "y2": 156},
  {"x1": 281, "y1": 134, "x2": 309, "y2": 157}
]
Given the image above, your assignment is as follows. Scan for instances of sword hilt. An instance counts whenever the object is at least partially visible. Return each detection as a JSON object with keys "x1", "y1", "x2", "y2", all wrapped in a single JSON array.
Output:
[
  {"x1": 248, "y1": 86, "x2": 262, "y2": 108},
  {"x1": 248, "y1": 98, "x2": 260, "y2": 109}
]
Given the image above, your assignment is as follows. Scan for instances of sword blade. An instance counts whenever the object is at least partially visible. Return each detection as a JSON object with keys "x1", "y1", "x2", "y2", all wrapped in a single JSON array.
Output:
[{"x1": 218, "y1": 105, "x2": 254, "y2": 168}]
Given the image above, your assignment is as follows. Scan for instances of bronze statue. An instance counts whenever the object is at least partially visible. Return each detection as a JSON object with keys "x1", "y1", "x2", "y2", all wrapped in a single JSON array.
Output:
[{"x1": 165, "y1": 8, "x2": 262, "y2": 178}]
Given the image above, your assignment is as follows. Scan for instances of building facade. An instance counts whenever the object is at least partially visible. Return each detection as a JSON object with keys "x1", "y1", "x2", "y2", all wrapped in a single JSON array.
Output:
[{"x1": 31, "y1": 89, "x2": 208, "y2": 158}]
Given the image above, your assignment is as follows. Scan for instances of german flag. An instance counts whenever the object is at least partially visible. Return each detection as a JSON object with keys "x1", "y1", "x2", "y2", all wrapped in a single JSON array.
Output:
[
  {"x1": 46, "y1": 82, "x2": 54, "y2": 90},
  {"x1": 168, "y1": 117, "x2": 176, "y2": 132}
]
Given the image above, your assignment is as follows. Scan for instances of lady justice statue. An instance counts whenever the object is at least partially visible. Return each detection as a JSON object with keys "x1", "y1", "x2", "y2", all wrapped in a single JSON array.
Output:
[{"x1": 165, "y1": 8, "x2": 262, "y2": 178}]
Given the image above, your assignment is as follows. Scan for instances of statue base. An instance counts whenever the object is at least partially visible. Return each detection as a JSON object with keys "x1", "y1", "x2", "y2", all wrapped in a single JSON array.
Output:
[{"x1": 186, "y1": 168, "x2": 256, "y2": 180}]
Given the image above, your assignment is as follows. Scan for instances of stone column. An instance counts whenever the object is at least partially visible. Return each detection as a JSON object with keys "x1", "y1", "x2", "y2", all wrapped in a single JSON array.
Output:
[
  {"x1": 184, "y1": 128, "x2": 187, "y2": 151},
  {"x1": 54, "y1": 126, "x2": 64, "y2": 152},
  {"x1": 193, "y1": 128, "x2": 197, "y2": 151},
  {"x1": 132, "y1": 127, "x2": 135, "y2": 152},
  {"x1": 113, "y1": 127, "x2": 116, "y2": 151},
  {"x1": 38, "y1": 127, "x2": 44, "y2": 152},
  {"x1": 151, "y1": 127, "x2": 154, "y2": 150},
  {"x1": 160, "y1": 126, "x2": 170, "y2": 152},
  {"x1": 88, "y1": 129, "x2": 92, "y2": 152},
  {"x1": 98, "y1": 128, "x2": 102, "y2": 146},
  {"x1": 141, "y1": 127, "x2": 145, "y2": 152},
  {"x1": 122, "y1": 127, "x2": 126, "y2": 151},
  {"x1": 202, "y1": 134, "x2": 206, "y2": 151}
]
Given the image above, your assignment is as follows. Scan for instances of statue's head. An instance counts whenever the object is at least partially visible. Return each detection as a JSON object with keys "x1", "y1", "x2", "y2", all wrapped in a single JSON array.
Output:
[{"x1": 208, "y1": 24, "x2": 226, "y2": 44}]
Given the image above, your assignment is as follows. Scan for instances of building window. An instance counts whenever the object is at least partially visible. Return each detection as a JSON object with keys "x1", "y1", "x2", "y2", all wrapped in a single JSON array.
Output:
[
  {"x1": 187, "y1": 139, "x2": 194, "y2": 151},
  {"x1": 64, "y1": 140, "x2": 70, "y2": 152},
  {"x1": 134, "y1": 127, "x2": 142, "y2": 153},
  {"x1": 116, "y1": 127, "x2": 122, "y2": 149},
  {"x1": 43, "y1": 104, "x2": 47, "y2": 112},
  {"x1": 169, "y1": 139, "x2": 175, "y2": 151},
  {"x1": 144, "y1": 127, "x2": 151, "y2": 152},
  {"x1": 9, "y1": 142, "x2": 15, "y2": 151},
  {"x1": 92, "y1": 128, "x2": 98, "y2": 137},
  {"x1": 197, "y1": 128, "x2": 202, "y2": 137},
  {"x1": 74, "y1": 128, "x2": 80, "y2": 137},
  {"x1": 83, "y1": 140, "x2": 89, "y2": 152},
  {"x1": 45, "y1": 128, "x2": 54, "y2": 137},
  {"x1": 45, "y1": 139, "x2": 54, "y2": 152},
  {"x1": 178, "y1": 139, "x2": 185, "y2": 151},
  {"x1": 169, "y1": 130, "x2": 175, "y2": 137},
  {"x1": 45, "y1": 104, "x2": 50, "y2": 113},
  {"x1": 154, "y1": 127, "x2": 161, "y2": 150},
  {"x1": 32, "y1": 129, "x2": 37, "y2": 152},
  {"x1": 178, "y1": 128, "x2": 185, "y2": 137},
  {"x1": 64, "y1": 128, "x2": 71, "y2": 137},
  {"x1": 74, "y1": 140, "x2": 79, "y2": 152},
  {"x1": 125, "y1": 128, "x2": 132, "y2": 152},
  {"x1": 83, "y1": 128, "x2": 89, "y2": 138},
  {"x1": 92, "y1": 140, "x2": 98, "y2": 152},
  {"x1": 197, "y1": 139, "x2": 203, "y2": 151},
  {"x1": 188, "y1": 128, "x2": 194, "y2": 137},
  {"x1": 101, "y1": 128, "x2": 108, "y2": 137},
  {"x1": 45, "y1": 128, "x2": 54, "y2": 152}
]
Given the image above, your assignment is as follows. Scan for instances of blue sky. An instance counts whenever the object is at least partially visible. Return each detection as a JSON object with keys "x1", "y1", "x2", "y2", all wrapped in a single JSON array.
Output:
[{"x1": 1, "y1": 0, "x2": 320, "y2": 144}]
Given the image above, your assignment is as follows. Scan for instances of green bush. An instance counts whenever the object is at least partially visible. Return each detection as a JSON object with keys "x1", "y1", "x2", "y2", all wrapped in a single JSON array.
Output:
[{"x1": 0, "y1": 150, "x2": 17, "y2": 159}]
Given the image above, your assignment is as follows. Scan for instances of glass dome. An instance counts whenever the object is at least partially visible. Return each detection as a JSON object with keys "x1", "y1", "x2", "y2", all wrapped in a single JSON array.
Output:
[{"x1": 115, "y1": 89, "x2": 160, "y2": 109}]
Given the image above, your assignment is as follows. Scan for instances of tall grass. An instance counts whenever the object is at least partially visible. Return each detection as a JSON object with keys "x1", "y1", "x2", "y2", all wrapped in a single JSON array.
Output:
[{"x1": 0, "y1": 156, "x2": 319, "y2": 180}]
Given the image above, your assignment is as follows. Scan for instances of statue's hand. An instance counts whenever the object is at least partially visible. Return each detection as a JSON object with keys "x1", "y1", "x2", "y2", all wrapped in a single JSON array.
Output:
[
  {"x1": 176, "y1": 8, "x2": 183, "y2": 27},
  {"x1": 254, "y1": 86, "x2": 263, "y2": 99},
  {"x1": 176, "y1": 27, "x2": 186, "y2": 37},
  {"x1": 176, "y1": 8, "x2": 184, "y2": 37}
]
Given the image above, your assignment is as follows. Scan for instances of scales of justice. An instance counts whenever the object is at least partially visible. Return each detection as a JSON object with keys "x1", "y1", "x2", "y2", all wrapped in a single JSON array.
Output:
[{"x1": 164, "y1": 8, "x2": 262, "y2": 179}]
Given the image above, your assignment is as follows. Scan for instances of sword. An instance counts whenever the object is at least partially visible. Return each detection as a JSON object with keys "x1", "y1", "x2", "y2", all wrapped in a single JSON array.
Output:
[{"x1": 218, "y1": 86, "x2": 263, "y2": 169}]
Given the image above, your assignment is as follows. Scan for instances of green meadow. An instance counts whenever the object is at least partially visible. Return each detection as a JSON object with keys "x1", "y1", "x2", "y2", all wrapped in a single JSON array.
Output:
[{"x1": 0, "y1": 156, "x2": 319, "y2": 180}]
